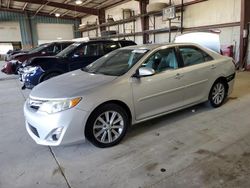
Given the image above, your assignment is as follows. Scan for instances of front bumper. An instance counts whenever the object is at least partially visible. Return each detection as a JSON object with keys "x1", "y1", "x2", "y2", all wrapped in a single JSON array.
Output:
[
  {"x1": 24, "y1": 100, "x2": 90, "y2": 146},
  {"x1": 22, "y1": 67, "x2": 45, "y2": 89}
]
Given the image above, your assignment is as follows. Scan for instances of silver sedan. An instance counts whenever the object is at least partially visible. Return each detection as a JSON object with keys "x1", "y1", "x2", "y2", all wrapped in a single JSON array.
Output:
[{"x1": 24, "y1": 43, "x2": 235, "y2": 147}]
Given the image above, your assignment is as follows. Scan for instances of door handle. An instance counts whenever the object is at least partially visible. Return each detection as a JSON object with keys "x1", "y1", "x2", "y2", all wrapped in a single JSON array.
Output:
[
  {"x1": 211, "y1": 65, "x2": 216, "y2": 69},
  {"x1": 175, "y1": 73, "x2": 183, "y2": 79}
]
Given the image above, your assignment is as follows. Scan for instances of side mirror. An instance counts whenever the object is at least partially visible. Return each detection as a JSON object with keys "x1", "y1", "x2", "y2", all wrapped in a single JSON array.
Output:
[{"x1": 133, "y1": 67, "x2": 155, "y2": 78}]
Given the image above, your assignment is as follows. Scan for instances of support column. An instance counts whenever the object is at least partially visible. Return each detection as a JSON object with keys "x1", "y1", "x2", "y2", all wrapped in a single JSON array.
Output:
[
  {"x1": 20, "y1": 12, "x2": 34, "y2": 49},
  {"x1": 139, "y1": 0, "x2": 149, "y2": 44},
  {"x1": 239, "y1": 0, "x2": 250, "y2": 70},
  {"x1": 98, "y1": 8, "x2": 106, "y2": 35}
]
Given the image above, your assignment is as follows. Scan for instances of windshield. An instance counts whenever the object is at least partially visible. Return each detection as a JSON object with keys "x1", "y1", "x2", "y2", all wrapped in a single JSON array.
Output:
[
  {"x1": 56, "y1": 42, "x2": 81, "y2": 57},
  {"x1": 28, "y1": 43, "x2": 49, "y2": 54},
  {"x1": 83, "y1": 49, "x2": 148, "y2": 76}
]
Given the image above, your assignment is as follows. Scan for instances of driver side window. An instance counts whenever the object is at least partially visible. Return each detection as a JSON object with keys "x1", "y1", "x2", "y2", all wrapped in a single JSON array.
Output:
[{"x1": 142, "y1": 48, "x2": 178, "y2": 73}]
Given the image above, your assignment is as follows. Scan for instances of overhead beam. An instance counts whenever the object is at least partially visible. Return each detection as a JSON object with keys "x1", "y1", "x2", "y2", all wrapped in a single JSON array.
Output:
[
  {"x1": 96, "y1": 0, "x2": 129, "y2": 9},
  {"x1": 14, "y1": 0, "x2": 99, "y2": 15},
  {"x1": 61, "y1": 10, "x2": 71, "y2": 17},
  {"x1": 49, "y1": 8, "x2": 58, "y2": 15},
  {"x1": 70, "y1": 0, "x2": 94, "y2": 18},
  {"x1": 50, "y1": 0, "x2": 69, "y2": 15},
  {"x1": 7, "y1": 0, "x2": 11, "y2": 9},
  {"x1": 34, "y1": 3, "x2": 47, "y2": 16},
  {"x1": 22, "y1": 2, "x2": 28, "y2": 11}
]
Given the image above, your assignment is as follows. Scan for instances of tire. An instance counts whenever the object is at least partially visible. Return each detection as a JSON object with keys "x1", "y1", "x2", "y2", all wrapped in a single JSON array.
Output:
[
  {"x1": 41, "y1": 72, "x2": 60, "y2": 82},
  {"x1": 85, "y1": 103, "x2": 129, "y2": 148},
  {"x1": 209, "y1": 80, "x2": 227, "y2": 108}
]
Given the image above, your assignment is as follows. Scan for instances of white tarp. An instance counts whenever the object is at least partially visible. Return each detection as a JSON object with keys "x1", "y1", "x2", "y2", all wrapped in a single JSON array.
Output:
[
  {"x1": 175, "y1": 32, "x2": 221, "y2": 53},
  {"x1": 0, "y1": 43, "x2": 13, "y2": 55}
]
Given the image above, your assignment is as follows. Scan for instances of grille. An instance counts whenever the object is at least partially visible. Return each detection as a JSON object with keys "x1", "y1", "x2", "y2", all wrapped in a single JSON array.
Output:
[{"x1": 29, "y1": 124, "x2": 40, "y2": 138}]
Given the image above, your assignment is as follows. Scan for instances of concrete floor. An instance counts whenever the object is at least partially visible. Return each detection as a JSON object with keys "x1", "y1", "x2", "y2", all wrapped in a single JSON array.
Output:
[{"x1": 0, "y1": 61, "x2": 250, "y2": 188}]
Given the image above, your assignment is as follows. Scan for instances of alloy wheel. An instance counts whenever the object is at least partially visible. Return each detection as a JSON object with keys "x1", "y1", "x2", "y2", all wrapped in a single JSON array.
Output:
[
  {"x1": 211, "y1": 82, "x2": 225, "y2": 105},
  {"x1": 93, "y1": 111, "x2": 124, "y2": 144}
]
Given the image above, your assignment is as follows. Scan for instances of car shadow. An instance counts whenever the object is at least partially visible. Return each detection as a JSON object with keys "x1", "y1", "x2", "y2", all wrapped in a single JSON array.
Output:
[{"x1": 126, "y1": 102, "x2": 215, "y2": 139}]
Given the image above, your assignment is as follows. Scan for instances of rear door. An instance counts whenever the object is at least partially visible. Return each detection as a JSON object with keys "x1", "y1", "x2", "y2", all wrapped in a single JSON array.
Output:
[
  {"x1": 176, "y1": 45, "x2": 215, "y2": 105},
  {"x1": 69, "y1": 43, "x2": 102, "y2": 71}
]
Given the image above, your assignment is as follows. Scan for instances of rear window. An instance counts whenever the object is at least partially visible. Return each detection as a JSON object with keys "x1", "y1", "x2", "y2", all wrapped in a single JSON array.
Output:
[
  {"x1": 103, "y1": 42, "x2": 120, "y2": 54},
  {"x1": 179, "y1": 46, "x2": 214, "y2": 67}
]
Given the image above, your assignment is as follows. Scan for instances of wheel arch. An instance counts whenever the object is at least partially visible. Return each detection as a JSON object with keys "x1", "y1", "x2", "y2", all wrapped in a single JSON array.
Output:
[
  {"x1": 84, "y1": 100, "x2": 132, "y2": 136},
  {"x1": 213, "y1": 76, "x2": 229, "y2": 93},
  {"x1": 39, "y1": 70, "x2": 63, "y2": 83},
  {"x1": 208, "y1": 76, "x2": 229, "y2": 100}
]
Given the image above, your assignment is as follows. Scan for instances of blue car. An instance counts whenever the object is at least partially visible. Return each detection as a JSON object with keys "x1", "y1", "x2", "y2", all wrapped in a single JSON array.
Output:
[{"x1": 20, "y1": 40, "x2": 136, "y2": 89}]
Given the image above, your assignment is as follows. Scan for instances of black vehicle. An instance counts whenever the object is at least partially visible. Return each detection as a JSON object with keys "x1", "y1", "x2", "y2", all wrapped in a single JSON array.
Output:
[{"x1": 21, "y1": 40, "x2": 136, "y2": 89}]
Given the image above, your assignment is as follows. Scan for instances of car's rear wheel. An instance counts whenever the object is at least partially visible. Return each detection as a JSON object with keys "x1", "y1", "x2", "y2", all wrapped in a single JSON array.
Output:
[
  {"x1": 41, "y1": 72, "x2": 60, "y2": 82},
  {"x1": 209, "y1": 80, "x2": 227, "y2": 108},
  {"x1": 85, "y1": 103, "x2": 129, "y2": 148}
]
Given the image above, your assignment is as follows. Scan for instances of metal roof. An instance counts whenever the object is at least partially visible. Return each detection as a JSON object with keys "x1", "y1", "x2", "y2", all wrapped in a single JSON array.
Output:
[{"x1": 0, "y1": 0, "x2": 127, "y2": 19}]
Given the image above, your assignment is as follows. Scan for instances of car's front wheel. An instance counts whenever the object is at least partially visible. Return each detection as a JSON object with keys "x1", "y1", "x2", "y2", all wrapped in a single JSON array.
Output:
[
  {"x1": 209, "y1": 80, "x2": 227, "y2": 108},
  {"x1": 85, "y1": 103, "x2": 129, "y2": 148}
]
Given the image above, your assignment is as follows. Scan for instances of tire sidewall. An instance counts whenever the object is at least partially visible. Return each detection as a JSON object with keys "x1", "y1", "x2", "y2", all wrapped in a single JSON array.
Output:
[{"x1": 85, "y1": 103, "x2": 129, "y2": 148}]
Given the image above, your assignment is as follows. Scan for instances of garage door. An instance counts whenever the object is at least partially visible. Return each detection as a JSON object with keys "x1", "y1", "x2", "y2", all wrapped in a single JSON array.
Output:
[
  {"x1": 0, "y1": 22, "x2": 21, "y2": 42},
  {"x1": 37, "y1": 23, "x2": 74, "y2": 43}
]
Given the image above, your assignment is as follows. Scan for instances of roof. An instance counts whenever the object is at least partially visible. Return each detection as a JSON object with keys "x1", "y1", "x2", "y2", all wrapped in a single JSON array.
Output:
[
  {"x1": 121, "y1": 43, "x2": 169, "y2": 50},
  {"x1": 0, "y1": 0, "x2": 129, "y2": 19}
]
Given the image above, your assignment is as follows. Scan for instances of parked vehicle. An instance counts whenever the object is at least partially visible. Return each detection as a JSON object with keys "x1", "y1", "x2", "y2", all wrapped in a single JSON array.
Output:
[
  {"x1": 24, "y1": 43, "x2": 235, "y2": 147},
  {"x1": 20, "y1": 40, "x2": 136, "y2": 89},
  {"x1": 1, "y1": 41, "x2": 73, "y2": 75}
]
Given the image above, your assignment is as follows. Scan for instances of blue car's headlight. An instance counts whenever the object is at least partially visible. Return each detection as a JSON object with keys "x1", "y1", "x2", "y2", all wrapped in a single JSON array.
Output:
[
  {"x1": 23, "y1": 66, "x2": 37, "y2": 72},
  {"x1": 23, "y1": 66, "x2": 43, "y2": 76}
]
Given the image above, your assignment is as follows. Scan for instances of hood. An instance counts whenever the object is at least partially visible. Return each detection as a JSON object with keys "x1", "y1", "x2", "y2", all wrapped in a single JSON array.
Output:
[
  {"x1": 30, "y1": 69, "x2": 117, "y2": 99},
  {"x1": 13, "y1": 52, "x2": 27, "y2": 58},
  {"x1": 25, "y1": 56, "x2": 59, "y2": 66}
]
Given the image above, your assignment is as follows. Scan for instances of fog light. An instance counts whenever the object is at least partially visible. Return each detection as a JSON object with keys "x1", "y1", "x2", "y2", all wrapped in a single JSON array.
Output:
[{"x1": 47, "y1": 127, "x2": 63, "y2": 141}]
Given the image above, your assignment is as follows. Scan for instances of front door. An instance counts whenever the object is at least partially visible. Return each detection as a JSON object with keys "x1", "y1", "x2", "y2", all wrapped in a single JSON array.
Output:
[{"x1": 131, "y1": 48, "x2": 185, "y2": 120}]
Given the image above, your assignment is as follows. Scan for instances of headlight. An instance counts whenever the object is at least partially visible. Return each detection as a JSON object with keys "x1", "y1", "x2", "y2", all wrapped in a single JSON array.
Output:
[
  {"x1": 23, "y1": 66, "x2": 38, "y2": 73},
  {"x1": 38, "y1": 97, "x2": 82, "y2": 114}
]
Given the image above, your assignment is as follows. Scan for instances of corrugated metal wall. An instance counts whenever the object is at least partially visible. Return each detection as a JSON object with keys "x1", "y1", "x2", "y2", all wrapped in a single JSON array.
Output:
[{"x1": 0, "y1": 10, "x2": 81, "y2": 49}]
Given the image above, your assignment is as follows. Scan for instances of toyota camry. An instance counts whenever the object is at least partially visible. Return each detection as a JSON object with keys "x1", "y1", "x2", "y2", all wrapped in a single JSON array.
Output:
[{"x1": 24, "y1": 43, "x2": 235, "y2": 147}]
